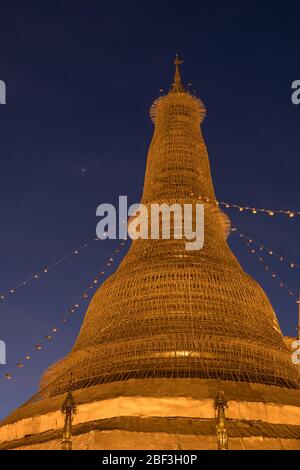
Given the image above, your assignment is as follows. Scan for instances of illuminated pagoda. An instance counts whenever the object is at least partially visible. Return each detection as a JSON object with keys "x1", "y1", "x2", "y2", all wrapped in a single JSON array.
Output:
[{"x1": 1, "y1": 58, "x2": 300, "y2": 450}]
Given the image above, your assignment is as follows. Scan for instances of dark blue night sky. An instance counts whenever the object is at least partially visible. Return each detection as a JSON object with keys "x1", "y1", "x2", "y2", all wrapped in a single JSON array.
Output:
[{"x1": 0, "y1": 0, "x2": 299, "y2": 419}]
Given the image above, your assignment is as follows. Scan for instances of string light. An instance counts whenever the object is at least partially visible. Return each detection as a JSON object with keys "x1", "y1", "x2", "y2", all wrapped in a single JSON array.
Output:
[
  {"x1": 231, "y1": 228, "x2": 300, "y2": 271},
  {"x1": 0, "y1": 237, "x2": 100, "y2": 303},
  {"x1": 2, "y1": 239, "x2": 128, "y2": 381},
  {"x1": 152, "y1": 181, "x2": 299, "y2": 218},
  {"x1": 193, "y1": 192, "x2": 300, "y2": 219},
  {"x1": 1, "y1": 185, "x2": 298, "y2": 380},
  {"x1": 231, "y1": 227, "x2": 298, "y2": 302},
  {"x1": 2, "y1": 187, "x2": 294, "y2": 305}
]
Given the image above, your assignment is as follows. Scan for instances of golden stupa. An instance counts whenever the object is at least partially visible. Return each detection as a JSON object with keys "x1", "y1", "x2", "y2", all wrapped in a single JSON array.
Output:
[{"x1": 1, "y1": 59, "x2": 300, "y2": 450}]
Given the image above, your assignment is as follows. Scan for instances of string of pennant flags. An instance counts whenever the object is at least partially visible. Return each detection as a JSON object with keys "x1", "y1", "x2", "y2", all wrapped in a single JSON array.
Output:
[
  {"x1": 0, "y1": 237, "x2": 101, "y2": 302},
  {"x1": 231, "y1": 227, "x2": 298, "y2": 302},
  {"x1": 3, "y1": 239, "x2": 128, "y2": 381}
]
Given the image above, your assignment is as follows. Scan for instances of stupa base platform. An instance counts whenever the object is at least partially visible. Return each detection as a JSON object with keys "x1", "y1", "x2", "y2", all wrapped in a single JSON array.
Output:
[{"x1": 1, "y1": 378, "x2": 300, "y2": 450}]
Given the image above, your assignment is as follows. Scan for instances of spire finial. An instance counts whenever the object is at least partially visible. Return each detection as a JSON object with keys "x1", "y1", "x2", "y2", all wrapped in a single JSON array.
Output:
[
  {"x1": 172, "y1": 55, "x2": 185, "y2": 92},
  {"x1": 174, "y1": 54, "x2": 184, "y2": 67},
  {"x1": 61, "y1": 374, "x2": 76, "y2": 451},
  {"x1": 214, "y1": 386, "x2": 229, "y2": 450}
]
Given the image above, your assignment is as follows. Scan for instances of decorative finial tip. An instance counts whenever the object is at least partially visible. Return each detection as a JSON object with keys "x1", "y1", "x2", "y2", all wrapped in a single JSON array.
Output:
[{"x1": 174, "y1": 54, "x2": 184, "y2": 66}]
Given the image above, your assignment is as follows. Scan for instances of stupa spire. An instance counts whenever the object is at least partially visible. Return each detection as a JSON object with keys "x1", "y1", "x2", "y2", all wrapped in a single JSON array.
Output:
[
  {"x1": 171, "y1": 54, "x2": 185, "y2": 92},
  {"x1": 33, "y1": 59, "x2": 299, "y2": 398}
]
